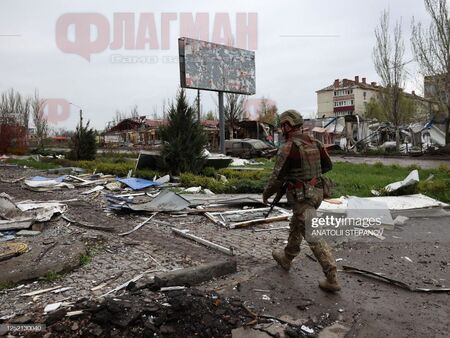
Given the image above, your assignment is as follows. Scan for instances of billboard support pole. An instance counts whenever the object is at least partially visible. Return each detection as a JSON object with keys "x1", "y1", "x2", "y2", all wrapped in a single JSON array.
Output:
[
  {"x1": 218, "y1": 91, "x2": 225, "y2": 154},
  {"x1": 197, "y1": 89, "x2": 201, "y2": 122}
]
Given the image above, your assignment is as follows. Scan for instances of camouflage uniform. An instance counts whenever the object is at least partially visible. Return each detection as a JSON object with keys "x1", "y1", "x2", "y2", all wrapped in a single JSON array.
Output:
[{"x1": 263, "y1": 130, "x2": 337, "y2": 277}]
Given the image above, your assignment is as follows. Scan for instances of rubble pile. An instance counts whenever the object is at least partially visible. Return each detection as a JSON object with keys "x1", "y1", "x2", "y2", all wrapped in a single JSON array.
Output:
[{"x1": 31, "y1": 288, "x2": 250, "y2": 338}]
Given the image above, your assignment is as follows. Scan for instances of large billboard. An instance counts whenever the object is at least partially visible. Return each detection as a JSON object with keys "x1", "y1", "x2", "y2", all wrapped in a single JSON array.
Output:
[{"x1": 178, "y1": 37, "x2": 255, "y2": 95}]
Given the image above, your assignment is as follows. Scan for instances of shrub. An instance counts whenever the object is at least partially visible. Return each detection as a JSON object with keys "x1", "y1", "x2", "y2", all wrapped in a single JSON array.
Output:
[
  {"x1": 159, "y1": 89, "x2": 207, "y2": 175},
  {"x1": 68, "y1": 121, "x2": 97, "y2": 161}
]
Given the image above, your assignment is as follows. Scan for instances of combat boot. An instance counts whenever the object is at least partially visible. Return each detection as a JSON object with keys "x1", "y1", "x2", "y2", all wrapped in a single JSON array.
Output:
[
  {"x1": 319, "y1": 268, "x2": 341, "y2": 292},
  {"x1": 272, "y1": 249, "x2": 293, "y2": 271}
]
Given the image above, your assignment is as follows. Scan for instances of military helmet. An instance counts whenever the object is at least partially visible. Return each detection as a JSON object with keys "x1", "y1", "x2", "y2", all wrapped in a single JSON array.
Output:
[{"x1": 280, "y1": 110, "x2": 303, "y2": 127}]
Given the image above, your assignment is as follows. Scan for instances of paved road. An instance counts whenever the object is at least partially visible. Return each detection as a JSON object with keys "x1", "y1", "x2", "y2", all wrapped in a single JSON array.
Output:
[{"x1": 331, "y1": 155, "x2": 450, "y2": 169}]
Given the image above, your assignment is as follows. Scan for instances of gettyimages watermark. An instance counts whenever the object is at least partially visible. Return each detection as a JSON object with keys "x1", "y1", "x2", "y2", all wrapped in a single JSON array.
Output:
[
  {"x1": 305, "y1": 210, "x2": 388, "y2": 242},
  {"x1": 55, "y1": 12, "x2": 258, "y2": 62}
]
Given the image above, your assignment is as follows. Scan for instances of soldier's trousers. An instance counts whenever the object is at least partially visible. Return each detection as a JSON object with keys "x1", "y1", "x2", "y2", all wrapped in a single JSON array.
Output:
[{"x1": 284, "y1": 191, "x2": 337, "y2": 276}]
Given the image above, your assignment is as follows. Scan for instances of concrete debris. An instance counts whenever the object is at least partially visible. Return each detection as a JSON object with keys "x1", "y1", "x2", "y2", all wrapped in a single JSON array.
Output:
[
  {"x1": 183, "y1": 186, "x2": 202, "y2": 193},
  {"x1": 301, "y1": 325, "x2": 315, "y2": 334},
  {"x1": 105, "y1": 181, "x2": 122, "y2": 191},
  {"x1": 82, "y1": 185, "x2": 104, "y2": 195},
  {"x1": 152, "y1": 260, "x2": 237, "y2": 288},
  {"x1": 155, "y1": 174, "x2": 170, "y2": 184},
  {"x1": 44, "y1": 302, "x2": 62, "y2": 313},
  {"x1": 393, "y1": 215, "x2": 409, "y2": 225}
]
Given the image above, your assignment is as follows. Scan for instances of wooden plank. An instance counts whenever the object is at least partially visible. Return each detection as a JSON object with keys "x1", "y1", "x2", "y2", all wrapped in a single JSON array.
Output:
[{"x1": 172, "y1": 228, "x2": 234, "y2": 256}]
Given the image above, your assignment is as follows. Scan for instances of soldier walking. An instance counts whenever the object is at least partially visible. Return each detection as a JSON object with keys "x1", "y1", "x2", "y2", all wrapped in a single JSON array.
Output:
[{"x1": 262, "y1": 110, "x2": 340, "y2": 292}]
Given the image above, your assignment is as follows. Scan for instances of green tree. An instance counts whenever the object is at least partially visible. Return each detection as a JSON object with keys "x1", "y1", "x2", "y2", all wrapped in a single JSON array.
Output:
[
  {"x1": 204, "y1": 110, "x2": 216, "y2": 120},
  {"x1": 366, "y1": 94, "x2": 415, "y2": 124},
  {"x1": 68, "y1": 121, "x2": 97, "y2": 160},
  {"x1": 159, "y1": 89, "x2": 207, "y2": 175}
]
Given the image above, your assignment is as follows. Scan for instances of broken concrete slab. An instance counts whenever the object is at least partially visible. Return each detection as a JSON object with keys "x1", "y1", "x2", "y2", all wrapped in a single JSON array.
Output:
[
  {"x1": 0, "y1": 236, "x2": 85, "y2": 284},
  {"x1": 152, "y1": 260, "x2": 237, "y2": 288}
]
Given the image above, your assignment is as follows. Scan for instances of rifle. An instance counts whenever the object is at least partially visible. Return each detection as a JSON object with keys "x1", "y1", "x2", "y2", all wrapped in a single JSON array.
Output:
[{"x1": 265, "y1": 181, "x2": 288, "y2": 218}]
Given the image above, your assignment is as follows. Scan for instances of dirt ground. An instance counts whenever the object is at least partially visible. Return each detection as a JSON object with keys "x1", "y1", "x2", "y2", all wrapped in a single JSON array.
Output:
[{"x1": 0, "y1": 165, "x2": 449, "y2": 337}]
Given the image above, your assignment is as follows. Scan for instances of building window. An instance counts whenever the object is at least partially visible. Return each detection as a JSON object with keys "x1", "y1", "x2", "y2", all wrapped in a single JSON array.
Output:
[{"x1": 363, "y1": 92, "x2": 367, "y2": 100}]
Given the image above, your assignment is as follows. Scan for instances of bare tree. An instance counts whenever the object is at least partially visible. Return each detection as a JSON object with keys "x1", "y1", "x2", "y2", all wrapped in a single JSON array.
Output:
[
  {"x1": 412, "y1": 0, "x2": 450, "y2": 144},
  {"x1": 130, "y1": 104, "x2": 139, "y2": 119},
  {"x1": 258, "y1": 97, "x2": 278, "y2": 126},
  {"x1": 32, "y1": 90, "x2": 48, "y2": 149},
  {"x1": 0, "y1": 89, "x2": 31, "y2": 153},
  {"x1": 224, "y1": 93, "x2": 246, "y2": 139},
  {"x1": 373, "y1": 10, "x2": 407, "y2": 150}
]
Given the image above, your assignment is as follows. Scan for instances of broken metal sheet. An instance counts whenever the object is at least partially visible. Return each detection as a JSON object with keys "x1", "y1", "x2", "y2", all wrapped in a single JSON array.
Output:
[
  {"x1": 206, "y1": 207, "x2": 292, "y2": 229},
  {"x1": 384, "y1": 170, "x2": 419, "y2": 193},
  {"x1": 116, "y1": 177, "x2": 160, "y2": 190},
  {"x1": 347, "y1": 196, "x2": 394, "y2": 227},
  {"x1": 155, "y1": 175, "x2": 170, "y2": 185},
  {"x1": 127, "y1": 191, "x2": 190, "y2": 212},
  {"x1": 17, "y1": 201, "x2": 66, "y2": 212},
  {"x1": 24, "y1": 178, "x2": 74, "y2": 191},
  {"x1": 343, "y1": 265, "x2": 450, "y2": 293}
]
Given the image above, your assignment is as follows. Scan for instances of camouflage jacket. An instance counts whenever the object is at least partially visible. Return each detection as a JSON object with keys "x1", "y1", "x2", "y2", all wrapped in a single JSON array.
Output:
[{"x1": 262, "y1": 130, "x2": 332, "y2": 200}]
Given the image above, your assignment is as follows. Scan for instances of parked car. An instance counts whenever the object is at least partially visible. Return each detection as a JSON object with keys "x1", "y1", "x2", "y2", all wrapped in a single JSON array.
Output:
[{"x1": 225, "y1": 139, "x2": 277, "y2": 159}]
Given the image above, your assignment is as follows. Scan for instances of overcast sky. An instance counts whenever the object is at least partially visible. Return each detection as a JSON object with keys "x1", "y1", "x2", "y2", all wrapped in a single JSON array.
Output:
[{"x1": 0, "y1": 0, "x2": 433, "y2": 130}]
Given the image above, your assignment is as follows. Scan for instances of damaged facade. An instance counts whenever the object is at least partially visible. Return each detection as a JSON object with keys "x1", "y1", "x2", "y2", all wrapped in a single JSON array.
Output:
[
  {"x1": 101, "y1": 118, "x2": 220, "y2": 149},
  {"x1": 314, "y1": 76, "x2": 445, "y2": 152}
]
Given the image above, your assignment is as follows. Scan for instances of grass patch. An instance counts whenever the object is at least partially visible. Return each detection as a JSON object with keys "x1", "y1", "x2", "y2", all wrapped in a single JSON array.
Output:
[
  {"x1": 79, "y1": 252, "x2": 92, "y2": 266},
  {"x1": 11, "y1": 154, "x2": 450, "y2": 203},
  {"x1": 7, "y1": 159, "x2": 59, "y2": 170},
  {"x1": 0, "y1": 281, "x2": 17, "y2": 290},
  {"x1": 41, "y1": 271, "x2": 63, "y2": 282}
]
